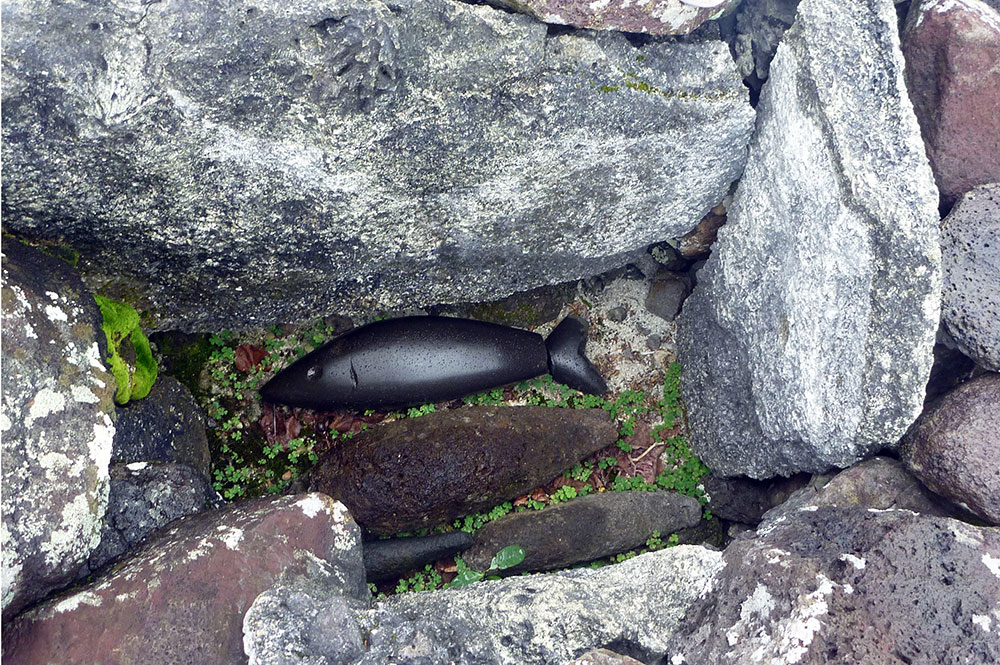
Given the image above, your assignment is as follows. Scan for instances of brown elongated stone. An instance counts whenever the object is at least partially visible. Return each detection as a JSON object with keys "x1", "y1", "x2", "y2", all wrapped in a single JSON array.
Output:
[
  {"x1": 464, "y1": 490, "x2": 702, "y2": 573},
  {"x1": 307, "y1": 406, "x2": 618, "y2": 535}
]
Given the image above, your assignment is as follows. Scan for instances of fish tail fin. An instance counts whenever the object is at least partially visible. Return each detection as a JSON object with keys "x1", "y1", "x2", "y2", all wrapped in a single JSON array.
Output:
[{"x1": 545, "y1": 316, "x2": 608, "y2": 395}]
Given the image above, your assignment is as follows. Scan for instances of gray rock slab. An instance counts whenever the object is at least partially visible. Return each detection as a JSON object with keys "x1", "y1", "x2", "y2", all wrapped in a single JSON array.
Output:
[
  {"x1": 307, "y1": 406, "x2": 618, "y2": 535},
  {"x1": 1, "y1": 240, "x2": 118, "y2": 621},
  {"x1": 357, "y1": 545, "x2": 724, "y2": 665},
  {"x1": 85, "y1": 461, "x2": 220, "y2": 574},
  {"x1": 901, "y1": 373, "x2": 1000, "y2": 525},
  {"x1": 464, "y1": 490, "x2": 702, "y2": 573},
  {"x1": 669, "y1": 506, "x2": 1000, "y2": 664},
  {"x1": 3, "y1": 494, "x2": 365, "y2": 665},
  {"x1": 113, "y1": 376, "x2": 212, "y2": 477},
  {"x1": 1, "y1": 0, "x2": 753, "y2": 332},
  {"x1": 940, "y1": 183, "x2": 1000, "y2": 370},
  {"x1": 676, "y1": 0, "x2": 941, "y2": 479}
]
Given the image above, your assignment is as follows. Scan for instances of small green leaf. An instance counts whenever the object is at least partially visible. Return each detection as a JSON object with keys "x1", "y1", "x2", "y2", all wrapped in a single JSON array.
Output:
[
  {"x1": 448, "y1": 570, "x2": 484, "y2": 588},
  {"x1": 490, "y1": 545, "x2": 526, "y2": 571}
]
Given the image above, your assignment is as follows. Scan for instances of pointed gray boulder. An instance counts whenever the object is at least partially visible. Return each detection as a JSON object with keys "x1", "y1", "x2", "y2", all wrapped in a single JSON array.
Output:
[{"x1": 676, "y1": 0, "x2": 941, "y2": 478}]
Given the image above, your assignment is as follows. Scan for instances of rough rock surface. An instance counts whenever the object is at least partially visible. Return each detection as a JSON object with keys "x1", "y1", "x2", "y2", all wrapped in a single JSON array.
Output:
[
  {"x1": 244, "y1": 560, "x2": 370, "y2": 665},
  {"x1": 670, "y1": 507, "x2": 1000, "y2": 664},
  {"x1": 902, "y1": 0, "x2": 1000, "y2": 205},
  {"x1": 464, "y1": 490, "x2": 702, "y2": 573},
  {"x1": 1, "y1": 0, "x2": 753, "y2": 332},
  {"x1": 364, "y1": 532, "x2": 473, "y2": 583},
  {"x1": 939, "y1": 183, "x2": 1000, "y2": 370},
  {"x1": 486, "y1": 0, "x2": 737, "y2": 35},
  {"x1": 113, "y1": 376, "x2": 212, "y2": 477},
  {"x1": 358, "y1": 545, "x2": 724, "y2": 665},
  {"x1": 901, "y1": 373, "x2": 1000, "y2": 525},
  {"x1": 645, "y1": 271, "x2": 691, "y2": 322},
  {"x1": 307, "y1": 406, "x2": 618, "y2": 534},
  {"x1": 758, "y1": 457, "x2": 966, "y2": 533},
  {"x1": 730, "y1": 0, "x2": 799, "y2": 85},
  {"x1": 676, "y1": 0, "x2": 941, "y2": 479},
  {"x1": 3, "y1": 493, "x2": 365, "y2": 665},
  {"x1": 84, "y1": 461, "x2": 220, "y2": 574},
  {"x1": 1, "y1": 240, "x2": 117, "y2": 621}
]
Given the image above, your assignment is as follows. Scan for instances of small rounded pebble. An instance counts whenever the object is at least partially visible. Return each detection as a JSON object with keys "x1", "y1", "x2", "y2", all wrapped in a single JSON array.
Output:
[
  {"x1": 646, "y1": 334, "x2": 662, "y2": 350},
  {"x1": 607, "y1": 306, "x2": 627, "y2": 322}
]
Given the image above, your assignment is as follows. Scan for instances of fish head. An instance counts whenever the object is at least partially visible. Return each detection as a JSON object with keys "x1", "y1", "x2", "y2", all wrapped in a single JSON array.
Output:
[{"x1": 258, "y1": 344, "x2": 357, "y2": 410}]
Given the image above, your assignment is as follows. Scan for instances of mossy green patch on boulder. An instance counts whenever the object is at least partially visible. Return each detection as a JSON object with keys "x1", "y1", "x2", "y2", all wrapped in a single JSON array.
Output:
[{"x1": 94, "y1": 295, "x2": 157, "y2": 405}]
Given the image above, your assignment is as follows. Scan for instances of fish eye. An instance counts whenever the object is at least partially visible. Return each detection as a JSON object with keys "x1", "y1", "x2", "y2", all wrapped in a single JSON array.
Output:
[{"x1": 306, "y1": 365, "x2": 323, "y2": 381}]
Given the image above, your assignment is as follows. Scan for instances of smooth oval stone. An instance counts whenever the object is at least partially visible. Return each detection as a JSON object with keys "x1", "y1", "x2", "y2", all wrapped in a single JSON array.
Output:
[
  {"x1": 307, "y1": 406, "x2": 618, "y2": 535},
  {"x1": 464, "y1": 490, "x2": 702, "y2": 573},
  {"x1": 363, "y1": 532, "x2": 473, "y2": 583}
]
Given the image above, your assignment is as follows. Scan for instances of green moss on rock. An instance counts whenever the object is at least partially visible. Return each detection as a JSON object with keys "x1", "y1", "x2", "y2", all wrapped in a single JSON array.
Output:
[{"x1": 94, "y1": 295, "x2": 158, "y2": 405}]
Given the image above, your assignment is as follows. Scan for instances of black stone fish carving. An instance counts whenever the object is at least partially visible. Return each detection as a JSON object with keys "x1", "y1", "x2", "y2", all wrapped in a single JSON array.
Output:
[{"x1": 258, "y1": 315, "x2": 606, "y2": 410}]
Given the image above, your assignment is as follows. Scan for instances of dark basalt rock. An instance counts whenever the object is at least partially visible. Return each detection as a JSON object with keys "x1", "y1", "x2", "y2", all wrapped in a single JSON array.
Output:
[
  {"x1": 669, "y1": 506, "x2": 1000, "y2": 664},
  {"x1": 307, "y1": 406, "x2": 619, "y2": 535},
  {"x1": 364, "y1": 532, "x2": 473, "y2": 583},
  {"x1": 84, "y1": 461, "x2": 220, "y2": 575},
  {"x1": 113, "y1": 376, "x2": 212, "y2": 478},
  {"x1": 702, "y1": 473, "x2": 811, "y2": 524},
  {"x1": 464, "y1": 491, "x2": 702, "y2": 573}
]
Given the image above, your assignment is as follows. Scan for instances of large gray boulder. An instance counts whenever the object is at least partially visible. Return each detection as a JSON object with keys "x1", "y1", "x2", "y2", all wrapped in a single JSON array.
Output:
[
  {"x1": 676, "y1": 0, "x2": 941, "y2": 478},
  {"x1": 1, "y1": 0, "x2": 754, "y2": 332},
  {"x1": 1, "y1": 240, "x2": 117, "y2": 621},
  {"x1": 357, "y1": 545, "x2": 723, "y2": 665}
]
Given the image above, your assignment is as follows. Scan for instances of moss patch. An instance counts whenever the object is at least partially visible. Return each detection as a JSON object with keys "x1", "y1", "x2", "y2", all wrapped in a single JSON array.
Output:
[{"x1": 94, "y1": 294, "x2": 158, "y2": 405}]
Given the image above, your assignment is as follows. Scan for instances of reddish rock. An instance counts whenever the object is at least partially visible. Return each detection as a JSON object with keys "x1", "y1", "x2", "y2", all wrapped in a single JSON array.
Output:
[
  {"x1": 903, "y1": 0, "x2": 1000, "y2": 205},
  {"x1": 308, "y1": 406, "x2": 619, "y2": 535},
  {"x1": 2, "y1": 493, "x2": 365, "y2": 665},
  {"x1": 488, "y1": 0, "x2": 737, "y2": 35},
  {"x1": 901, "y1": 373, "x2": 1000, "y2": 525}
]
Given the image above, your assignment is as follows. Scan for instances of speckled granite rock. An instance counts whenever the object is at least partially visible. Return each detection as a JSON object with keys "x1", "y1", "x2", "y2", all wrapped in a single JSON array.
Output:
[
  {"x1": 940, "y1": 183, "x2": 1000, "y2": 370},
  {"x1": 357, "y1": 545, "x2": 724, "y2": 665},
  {"x1": 486, "y1": 0, "x2": 738, "y2": 35},
  {"x1": 669, "y1": 507, "x2": 1000, "y2": 664},
  {"x1": 1, "y1": 240, "x2": 117, "y2": 621},
  {"x1": 902, "y1": 0, "x2": 1000, "y2": 205},
  {"x1": 1, "y1": 0, "x2": 753, "y2": 332},
  {"x1": 3, "y1": 494, "x2": 365, "y2": 665},
  {"x1": 902, "y1": 373, "x2": 1000, "y2": 525},
  {"x1": 244, "y1": 563, "x2": 370, "y2": 665},
  {"x1": 676, "y1": 0, "x2": 941, "y2": 479}
]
